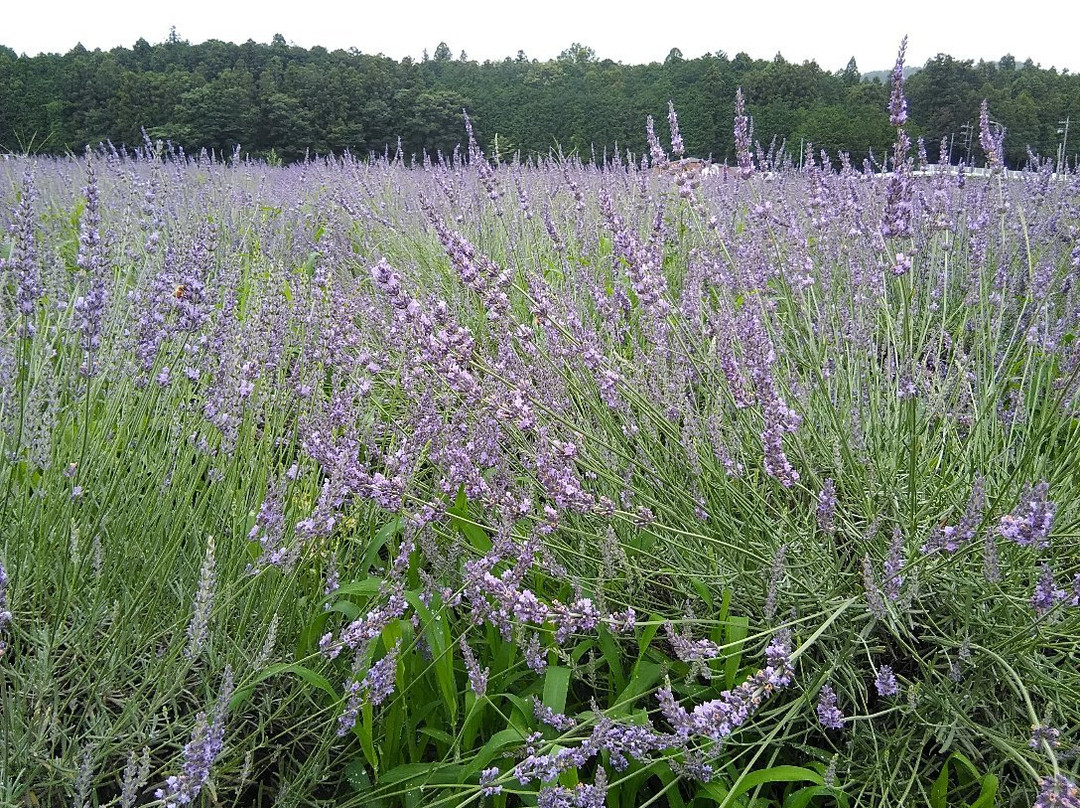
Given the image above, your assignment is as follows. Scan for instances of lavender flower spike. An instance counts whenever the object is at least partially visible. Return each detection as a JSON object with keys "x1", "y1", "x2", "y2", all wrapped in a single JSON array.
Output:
[
  {"x1": 734, "y1": 88, "x2": 754, "y2": 178},
  {"x1": 646, "y1": 115, "x2": 668, "y2": 167},
  {"x1": 155, "y1": 667, "x2": 235, "y2": 808},
  {"x1": 816, "y1": 684, "x2": 844, "y2": 729},
  {"x1": 1031, "y1": 565, "x2": 1067, "y2": 617},
  {"x1": 185, "y1": 536, "x2": 217, "y2": 659},
  {"x1": 874, "y1": 665, "x2": 899, "y2": 697},
  {"x1": 998, "y1": 482, "x2": 1055, "y2": 549},
  {"x1": 0, "y1": 563, "x2": 11, "y2": 631},
  {"x1": 460, "y1": 635, "x2": 490, "y2": 698},
  {"x1": 888, "y1": 37, "x2": 909, "y2": 127},
  {"x1": 667, "y1": 101, "x2": 685, "y2": 158},
  {"x1": 978, "y1": 100, "x2": 1006, "y2": 172},
  {"x1": 1033, "y1": 775, "x2": 1079, "y2": 808},
  {"x1": 816, "y1": 479, "x2": 837, "y2": 535}
]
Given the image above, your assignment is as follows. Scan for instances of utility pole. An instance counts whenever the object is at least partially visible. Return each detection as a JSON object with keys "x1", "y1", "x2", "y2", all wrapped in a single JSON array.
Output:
[
  {"x1": 1057, "y1": 117, "x2": 1070, "y2": 174},
  {"x1": 960, "y1": 121, "x2": 974, "y2": 165}
]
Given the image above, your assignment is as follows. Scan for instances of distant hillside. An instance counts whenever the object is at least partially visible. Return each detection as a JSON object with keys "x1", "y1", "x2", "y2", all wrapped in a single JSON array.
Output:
[{"x1": 862, "y1": 66, "x2": 921, "y2": 83}]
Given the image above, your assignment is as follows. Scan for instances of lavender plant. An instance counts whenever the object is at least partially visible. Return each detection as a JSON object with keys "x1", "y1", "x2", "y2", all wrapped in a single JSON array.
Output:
[{"x1": 0, "y1": 48, "x2": 1078, "y2": 806}]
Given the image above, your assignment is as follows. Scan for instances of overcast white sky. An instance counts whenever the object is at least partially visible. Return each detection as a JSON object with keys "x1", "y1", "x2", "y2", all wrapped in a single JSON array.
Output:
[{"x1": 4, "y1": 0, "x2": 1078, "y2": 74}]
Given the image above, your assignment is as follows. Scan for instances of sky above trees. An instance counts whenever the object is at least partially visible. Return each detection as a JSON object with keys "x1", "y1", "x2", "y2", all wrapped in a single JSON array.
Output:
[{"x1": 4, "y1": 0, "x2": 1079, "y2": 74}]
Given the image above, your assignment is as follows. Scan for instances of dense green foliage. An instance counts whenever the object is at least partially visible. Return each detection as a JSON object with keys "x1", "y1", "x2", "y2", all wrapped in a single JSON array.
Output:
[{"x1": 2, "y1": 35, "x2": 1078, "y2": 167}]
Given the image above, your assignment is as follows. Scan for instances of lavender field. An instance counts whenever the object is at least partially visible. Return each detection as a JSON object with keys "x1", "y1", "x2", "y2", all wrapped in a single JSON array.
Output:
[{"x1": 1, "y1": 57, "x2": 1079, "y2": 808}]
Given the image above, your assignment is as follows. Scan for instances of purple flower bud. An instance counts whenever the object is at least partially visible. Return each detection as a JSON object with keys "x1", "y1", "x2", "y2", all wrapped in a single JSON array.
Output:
[
  {"x1": 998, "y1": 482, "x2": 1055, "y2": 549},
  {"x1": 1033, "y1": 775, "x2": 1079, "y2": 808},
  {"x1": 479, "y1": 766, "x2": 502, "y2": 796},
  {"x1": 884, "y1": 527, "x2": 905, "y2": 602},
  {"x1": 863, "y1": 555, "x2": 887, "y2": 620},
  {"x1": 816, "y1": 480, "x2": 837, "y2": 535},
  {"x1": 460, "y1": 636, "x2": 490, "y2": 698},
  {"x1": 0, "y1": 563, "x2": 11, "y2": 632},
  {"x1": 816, "y1": 684, "x2": 845, "y2": 730},
  {"x1": 1030, "y1": 724, "x2": 1062, "y2": 750},
  {"x1": 874, "y1": 665, "x2": 899, "y2": 697},
  {"x1": 1031, "y1": 565, "x2": 1067, "y2": 617}
]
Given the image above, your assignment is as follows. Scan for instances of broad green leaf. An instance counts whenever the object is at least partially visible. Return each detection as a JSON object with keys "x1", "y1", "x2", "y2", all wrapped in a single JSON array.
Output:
[
  {"x1": 724, "y1": 617, "x2": 749, "y2": 689},
  {"x1": 360, "y1": 519, "x2": 402, "y2": 572},
  {"x1": 597, "y1": 626, "x2": 628, "y2": 698},
  {"x1": 655, "y1": 763, "x2": 688, "y2": 808},
  {"x1": 229, "y1": 662, "x2": 338, "y2": 711},
  {"x1": 343, "y1": 759, "x2": 384, "y2": 805},
  {"x1": 635, "y1": 614, "x2": 664, "y2": 662},
  {"x1": 418, "y1": 726, "x2": 457, "y2": 748},
  {"x1": 463, "y1": 728, "x2": 528, "y2": 776},
  {"x1": 297, "y1": 610, "x2": 331, "y2": 657},
  {"x1": 543, "y1": 665, "x2": 572, "y2": 715},
  {"x1": 931, "y1": 752, "x2": 998, "y2": 808},
  {"x1": 697, "y1": 778, "x2": 748, "y2": 807},
  {"x1": 326, "y1": 578, "x2": 383, "y2": 602},
  {"x1": 404, "y1": 591, "x2": 458, "y2": 724},
  {"x1": 356, "y1": 701, "x2": 377, "y2": 773},
  {"x1": 615, "y1": 661, "x2": 663, "y2": 709},
  {"x1": 783, "y1": 784, "x2": 850, "y2": 808},
  {"x1": 448, "y1": 486, "x2": 491, "y2": 551},
  {"x1": 728, "y1": 766, "x2": 824, "y2": 802}
]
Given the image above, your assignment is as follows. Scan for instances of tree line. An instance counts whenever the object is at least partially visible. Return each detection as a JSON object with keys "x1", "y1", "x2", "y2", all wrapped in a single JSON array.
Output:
[{"x1": 1, "y1": 33, "x2": 1077, "y2": 168}]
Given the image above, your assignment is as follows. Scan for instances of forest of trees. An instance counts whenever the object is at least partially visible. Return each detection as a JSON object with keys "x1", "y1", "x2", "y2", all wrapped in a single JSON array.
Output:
[{"x1": 1, "y1": 33, "x2": 1078, "y2": 169}]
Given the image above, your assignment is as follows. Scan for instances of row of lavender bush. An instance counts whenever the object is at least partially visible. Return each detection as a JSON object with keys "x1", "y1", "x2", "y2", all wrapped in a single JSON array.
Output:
[{"x1": 1, "y1": 41, "x2": 1078, "y2": 808}]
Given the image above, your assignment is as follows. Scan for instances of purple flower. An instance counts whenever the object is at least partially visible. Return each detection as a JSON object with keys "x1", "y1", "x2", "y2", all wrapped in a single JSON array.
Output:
[
  {"x1": 0, "y1": 563, "x2": 11, "y2": 630},
  {"x1": 185, "y1": 536, "x2": 216, "y2": 660},
  {"x1": 998, "y1": 482, "x2": 1055, "y2": 548},
  {"x1": 325, "y1": 590, "x2": 408, "y2": 659},
  {"x1": 1031, "y1": 565, "x2": 1067, "y2": 617},
  {"x1": 362, "y1": 640, "x2": 401, "y2": 706},
  {"x1": 6, "y1": 170, "x2": 42, "y2": 337},
  {"x1": 479, "y1": 766, "x2": 502, "y2": 796},
  {"x1": 646, "y1": 115, "x2": 668, "y2": 167},
  {"x1": 667, "y1": 101, "x2": 685, "y2": 158},
  {"x1": 816, "y1": 480, "x2": 837, "y2": 535},
  {"x1": 155, "y1": 667, "x2": 234, "y2": 808},
  {"x1": 1033, "y1": 775, "x2": 1079, "y2": 808},
  {"x1": 816, "y1": 685, "x2": 844, "y2": 730},
  {"x1": 888, "y1": 37, "x2": 909, "y2": 127},
  {"x1": 460, "y1": 636, "x2": 490, "y2": 697},
  {"x1": 247, "y1": 483, "x2": 289, "y2": 569},
  {"x1": 978, "y1": 100, "x2": 1006, "y2": 172},
  {"x1": 1030, "y1": 724, "x2": 1062, "y2": 750},
  {"x1": 665, "y1": 622, "x2": 721, "y2": 666},
  {"x1": 657, "y1": 631, "x2": 793, "y2": 742},
  {"x1": 532, "y1": 696, "x2": 577, "y2": 731},
  {"x1": 337, "y1": 641, "x2": 401, "y2": 736},
  {"x1": 874, "y1": 665, "x2": 899, "y2": 697},
  {"x1": 734, "y1": 88, "x2": 754, "y2": 179}
]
